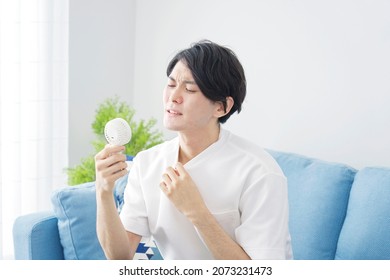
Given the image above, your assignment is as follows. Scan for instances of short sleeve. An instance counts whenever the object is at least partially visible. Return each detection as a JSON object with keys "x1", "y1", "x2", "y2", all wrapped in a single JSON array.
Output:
[
  {"x1": 236, "y1": 173, "x2": 292, "y2": 260},
  {"x1": 119, "y1": 157, "x2": 151, "y2": 237}
]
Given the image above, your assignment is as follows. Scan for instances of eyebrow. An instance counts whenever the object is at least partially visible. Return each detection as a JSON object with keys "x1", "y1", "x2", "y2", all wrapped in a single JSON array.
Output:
[{"x1": 168, "y1": 76, "x2": 196, "y2": 85}]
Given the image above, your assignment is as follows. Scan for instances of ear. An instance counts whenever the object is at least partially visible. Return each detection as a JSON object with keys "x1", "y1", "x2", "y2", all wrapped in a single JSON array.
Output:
[{"x1": 214, "y1": 96, "x2": 234, "y2": 118}]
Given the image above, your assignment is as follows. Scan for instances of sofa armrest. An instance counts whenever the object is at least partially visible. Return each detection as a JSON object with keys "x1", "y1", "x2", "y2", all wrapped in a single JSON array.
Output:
[{"x1": 13, "y1": 211, "x2": 64, "y2": 260}]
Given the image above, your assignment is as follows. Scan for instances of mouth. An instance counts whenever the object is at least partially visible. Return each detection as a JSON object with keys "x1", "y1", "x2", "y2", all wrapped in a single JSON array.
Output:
[{"x1": 166, "y1": 109, "x2": 182, "y2": 116}]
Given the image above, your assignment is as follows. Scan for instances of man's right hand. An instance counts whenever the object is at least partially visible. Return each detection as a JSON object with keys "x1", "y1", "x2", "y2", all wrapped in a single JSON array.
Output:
[{"x1": 94, "y1": 144, "x2": 128, "y2": 194}]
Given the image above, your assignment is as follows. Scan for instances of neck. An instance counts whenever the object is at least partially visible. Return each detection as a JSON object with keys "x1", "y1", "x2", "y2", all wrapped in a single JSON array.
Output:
[{"x1": 178, "y1": 124, "x2": 221, "y2": 165}]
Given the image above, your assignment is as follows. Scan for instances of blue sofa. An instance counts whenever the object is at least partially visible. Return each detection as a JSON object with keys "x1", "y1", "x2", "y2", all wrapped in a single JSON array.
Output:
[{"x1": 13, "y1": 150, "x2": 390, "y2": 260}]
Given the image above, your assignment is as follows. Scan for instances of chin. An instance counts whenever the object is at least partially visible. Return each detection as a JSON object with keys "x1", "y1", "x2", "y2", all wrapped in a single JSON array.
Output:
[{"x1": 163, "y1": 120, "x2": 181, "y2": 132}]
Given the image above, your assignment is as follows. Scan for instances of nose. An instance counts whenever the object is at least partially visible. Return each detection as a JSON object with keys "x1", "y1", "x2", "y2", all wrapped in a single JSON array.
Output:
[{"x1": 170, "y1": 87, "x2": 183, "y2": 104}]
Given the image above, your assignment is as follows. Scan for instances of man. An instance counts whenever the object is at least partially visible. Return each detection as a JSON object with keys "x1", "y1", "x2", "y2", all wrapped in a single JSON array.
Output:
[{"x1": 95, "y1": 40, "x2": 292, "y2": 260}]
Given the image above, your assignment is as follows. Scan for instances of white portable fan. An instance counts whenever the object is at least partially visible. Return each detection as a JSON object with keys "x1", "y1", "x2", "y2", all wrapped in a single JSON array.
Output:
[{"x1": 104, "y1": 118, "x2": 132, "y2": 146}]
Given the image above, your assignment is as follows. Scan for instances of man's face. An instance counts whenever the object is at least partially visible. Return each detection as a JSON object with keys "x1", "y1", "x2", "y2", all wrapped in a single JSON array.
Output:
[{"x1": 163, "y1": 61, "x2": 220, "y2": 133}]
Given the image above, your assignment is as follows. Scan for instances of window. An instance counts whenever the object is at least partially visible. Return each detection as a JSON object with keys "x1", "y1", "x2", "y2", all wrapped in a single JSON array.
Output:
[{"x1": 0, "y1": 0, "x2": 68, "y2": 259}]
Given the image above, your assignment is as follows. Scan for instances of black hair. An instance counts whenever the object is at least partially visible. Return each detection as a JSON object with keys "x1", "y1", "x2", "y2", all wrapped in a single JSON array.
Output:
[{"x1": 166, "y1": 40, "x2": 246, "y2": 123}]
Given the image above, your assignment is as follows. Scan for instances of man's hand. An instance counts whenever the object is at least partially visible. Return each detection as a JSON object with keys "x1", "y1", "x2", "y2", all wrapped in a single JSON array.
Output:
[
  {"x1": 159, "y1": 162, "x2": 251, "y2": 259},
  {"x1": 95, "y1": 144, "x2": 128, "y2": 194},
  {"x1": 160, "y1": 162, "x2": 208, "y2": 220}
]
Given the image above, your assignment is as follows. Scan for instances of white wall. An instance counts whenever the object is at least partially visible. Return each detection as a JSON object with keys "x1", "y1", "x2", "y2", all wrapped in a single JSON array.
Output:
[
  {"x1": 132, "y1": 0, "x2": 390, "y2": 169},
  {"x1": 69, "y1": 0, "x2": 390, "y2": 169},
  {"x1": 69, "y1": 0, "x2": 136, "y2": 166}
]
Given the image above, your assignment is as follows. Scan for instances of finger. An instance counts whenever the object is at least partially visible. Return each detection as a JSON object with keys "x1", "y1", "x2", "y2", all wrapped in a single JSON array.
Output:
[
  {"x1": 96, "y1": 153, "x2": 126, "y2": 171},
  {"x1": 105, "y1": 153, "x2": 127, "y2": 167},
  {"x1": 106, "y1": 146, "x2": 126, "y2": 159},
  {"x1": 106, "y1": 144, "x2": 126, "y2": 154},
  {"x1": 175, "y1": 162, "x2": 187, "y2": 175},
  {"x1": 102, "y1": 161, "x2": 128, "y2": 177},
  {"x1": 96, "y1": 162, "x2": 128, "y2": 186},
  {"x1": 165, "y1": 166, "x2": 179, "y2": 180},
  {"x1": 95, "y1": 145, "x2": 125, "y2": 160},
  {"x1": 159, "y1": 181, "x2": 169, "y2": 193},
  {"x1": 161, "y1": 173, "x2": 172, "y2": 186},
  {"x1": 104, "y1": 168, "x2": 128, "y2": 183}
]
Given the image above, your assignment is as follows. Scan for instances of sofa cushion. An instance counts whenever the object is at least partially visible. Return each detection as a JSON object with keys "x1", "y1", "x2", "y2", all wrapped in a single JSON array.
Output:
[
  {"x1": 268, "y1": 150, "x2": 357, "y2": 259},
  {"x1": 335, "y1": 167, "x2": 390, "y2": 259},
  {"x1": 51, "y1": 174, "x2": 142, "y2": 259},
  {"x1": 52, "y1": 181, "x2": 105, "y2": 260}
]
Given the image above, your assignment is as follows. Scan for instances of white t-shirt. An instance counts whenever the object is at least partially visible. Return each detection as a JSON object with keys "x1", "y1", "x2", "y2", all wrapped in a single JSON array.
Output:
[{"x1": 120, "y1": 128, "x2": 292, "y2": 259}]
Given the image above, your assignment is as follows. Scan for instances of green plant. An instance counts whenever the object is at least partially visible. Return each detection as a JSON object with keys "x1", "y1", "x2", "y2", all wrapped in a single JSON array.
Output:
[{"x1": 67, "y1": 97, "x2": 164, "y2": 185}]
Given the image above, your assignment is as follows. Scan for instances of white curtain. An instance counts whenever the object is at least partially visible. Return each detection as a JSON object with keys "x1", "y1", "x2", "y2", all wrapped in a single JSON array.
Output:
[{"x1": 0, "y1": 0, "x2": 68, "y2": 259}]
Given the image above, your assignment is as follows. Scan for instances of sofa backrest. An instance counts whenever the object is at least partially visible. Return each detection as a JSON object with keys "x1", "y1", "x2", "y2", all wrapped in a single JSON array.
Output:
[
  {"x1": 268, "y1": 150, "x2": 357, "y2": 259},
  {"x1": 335, "y1": 167, "x2": 390, "y2": 259}
]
